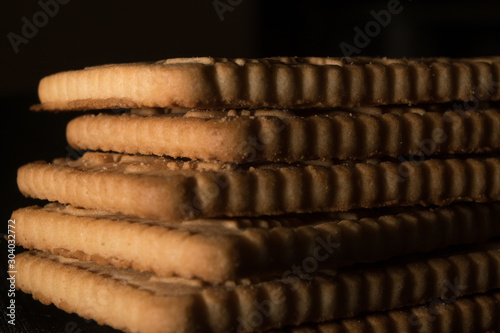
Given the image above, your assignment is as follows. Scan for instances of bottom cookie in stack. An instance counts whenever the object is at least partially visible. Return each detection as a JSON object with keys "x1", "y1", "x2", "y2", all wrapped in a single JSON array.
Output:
[{"x1": 14, "y1": 240, "x2": 500, "y2": 332}]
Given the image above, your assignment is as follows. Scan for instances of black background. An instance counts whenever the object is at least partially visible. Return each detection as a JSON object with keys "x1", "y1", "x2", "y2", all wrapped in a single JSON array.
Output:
[{"x1": 1, "y1": 0, "x2": 500, "y2": 332}]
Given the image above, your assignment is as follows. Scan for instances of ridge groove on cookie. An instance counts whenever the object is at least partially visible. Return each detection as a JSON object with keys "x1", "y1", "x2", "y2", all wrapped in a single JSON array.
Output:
[
  {"x1": 66, "y1": 107, "x2": 500, "y2": 163},
  {"x1": 15, "y1": 242, "x2": 500, "y2": 333},
  {"x1": 363, "y1": 63, "x2": 376, "y2": 105},
  {"x1": 12, "y1": 202, "x2": 500, "y2": 283},
  {"x1": 487, "y1": 158, "x2": 500, "y2": 199},
  {"x1": 455, "y1": 62, "x2": 472, "y2": 101},
  {"x1": 478, "y1": 109, "x2": 491, "y2": 150}
]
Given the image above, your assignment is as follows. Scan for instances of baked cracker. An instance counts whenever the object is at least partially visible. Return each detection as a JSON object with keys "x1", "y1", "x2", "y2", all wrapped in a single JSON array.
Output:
[
  {"x1": 17, "y1": 152, "x2": 500, "y2": 221},
  {"x1": 31, "y1": 56, "x2": 500, "y2": 111},
  {"x1": 12, "y1": 202, "x2": 500, "y2": 283},
  {"x1": 66, "y1": 107, "x2": 500, "y2": 163},
  {"x1": 15, "y1": 241, "x2": 500, "y2": 333}
]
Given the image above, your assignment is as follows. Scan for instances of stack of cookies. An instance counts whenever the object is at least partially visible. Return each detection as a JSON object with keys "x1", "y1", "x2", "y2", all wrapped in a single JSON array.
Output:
[{"x1": 13, "y1": 57, "x2": 500, "y2": 333}]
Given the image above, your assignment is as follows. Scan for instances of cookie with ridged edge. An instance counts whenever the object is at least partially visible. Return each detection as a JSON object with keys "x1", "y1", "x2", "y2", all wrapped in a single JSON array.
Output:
[
  {"x1": 16, "y1": 151, "x2": 500, "y2": 221},
  {"x1": 31, "y1": 56, "x2": 500, "y2": 111},
  {"x1": 269, "y1": 290, "x2": 500, "y2": 333},
  {"x1": 15, "y1": 241, "x2": 500, "y2": 333},
  {"x1": 66, "y1": 106, "x2": 500, "y2": 163},
  {"x1": 12, "y1": 202, "x2": 500, "y2": 283}
]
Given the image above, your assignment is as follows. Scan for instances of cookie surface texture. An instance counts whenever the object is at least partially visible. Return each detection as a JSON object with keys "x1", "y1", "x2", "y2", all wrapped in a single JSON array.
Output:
[
  {"x1": 66, "y1": 107, "x2": 500, "y2": 162},
  {"x1": 16, "y1": 152, "x2": 500, "y2": 221},
  {"x1": 33, "y1": 56, "x2": 500, "y2": 111},
  {"x1": 15, "y1": 241, "x2": 500, "y2": 333},
  {"x1": 12, "y1": 202, "x2": 500, "y2": 282},
  {"x1": 268, "y1": 290, "x2": 500, "y2": 333}
]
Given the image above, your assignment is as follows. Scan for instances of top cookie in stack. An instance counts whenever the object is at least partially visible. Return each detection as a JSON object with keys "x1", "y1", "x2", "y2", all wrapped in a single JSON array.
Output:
[
  {"x1": 13, "y1": 57, "x2": 500, "y2": 333},
  {"x1": 32, "y1": 57, "x2": 500, "y2": 111}
]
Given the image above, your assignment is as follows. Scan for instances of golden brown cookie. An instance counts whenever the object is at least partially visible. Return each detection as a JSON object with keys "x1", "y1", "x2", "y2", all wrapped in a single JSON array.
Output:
[
  {"x1": 16, "y1": 152, "x2": 500, "y2": 221},
  {"x1": 15, "y1": 241, "x2": 500, "y2": 333},
  {"x1": 66, "y1": 107, "x2": 500, "y2": 162},
  {"x1": 13, "y1": 202, "x2": 500, "y2": 282},
  {"x1": 32, "y1": 56, "x2": 500, "y2": 111}
]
